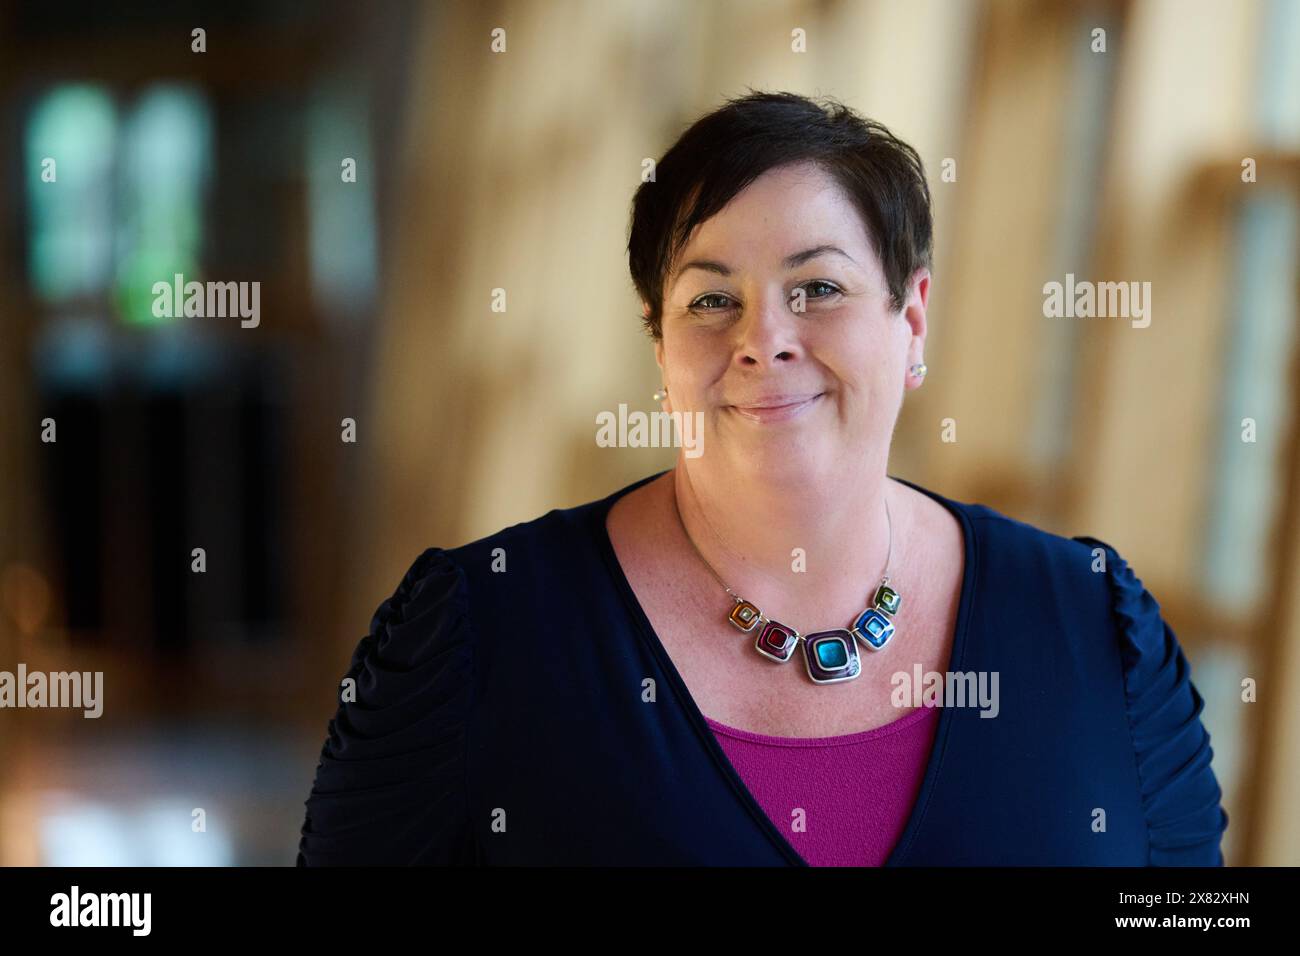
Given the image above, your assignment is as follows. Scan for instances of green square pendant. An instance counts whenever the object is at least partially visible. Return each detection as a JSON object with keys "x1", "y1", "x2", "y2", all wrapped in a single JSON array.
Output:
[{"x1": 874, "y1": 584, "x2": 901, "y2": 616}]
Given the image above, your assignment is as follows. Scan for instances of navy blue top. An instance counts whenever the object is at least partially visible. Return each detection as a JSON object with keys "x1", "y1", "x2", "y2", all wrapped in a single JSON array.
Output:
[{"x1": 298, "y1": 470, "x2": 1229, "y2": 865}]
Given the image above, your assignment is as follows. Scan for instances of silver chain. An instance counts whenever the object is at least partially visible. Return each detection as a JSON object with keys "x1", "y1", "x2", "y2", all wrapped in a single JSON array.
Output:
[{"x1": 670, "y1": 480, "x2": 893, "y2": 611}]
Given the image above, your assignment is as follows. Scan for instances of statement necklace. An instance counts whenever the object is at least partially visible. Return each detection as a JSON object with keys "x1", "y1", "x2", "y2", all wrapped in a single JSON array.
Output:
[{"x1": 671, "y1": 486, "x2": 901, "y2": 685}]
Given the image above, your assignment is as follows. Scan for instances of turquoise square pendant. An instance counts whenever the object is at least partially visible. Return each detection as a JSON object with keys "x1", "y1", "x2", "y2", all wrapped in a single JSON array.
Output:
[{"x1": 802, "y1": 629, "x2": 861, "y2": 683}]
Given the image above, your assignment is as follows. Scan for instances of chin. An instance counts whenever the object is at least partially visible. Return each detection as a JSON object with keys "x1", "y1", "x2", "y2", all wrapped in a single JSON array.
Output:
[{"x1": 729, "y1": 436, "x2": 838, "y2": 483}]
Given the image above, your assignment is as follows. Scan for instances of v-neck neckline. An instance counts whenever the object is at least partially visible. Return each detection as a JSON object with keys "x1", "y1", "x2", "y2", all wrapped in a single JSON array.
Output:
[{"x1": 590, "y1": 467, "x2": 980, "y2": 867}]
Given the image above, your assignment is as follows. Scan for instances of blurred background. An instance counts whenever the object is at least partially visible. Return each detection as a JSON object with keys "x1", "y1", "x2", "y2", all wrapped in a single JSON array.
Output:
[{"x1": 0, "y1": 0, "x2": 1297, "y2": 865}]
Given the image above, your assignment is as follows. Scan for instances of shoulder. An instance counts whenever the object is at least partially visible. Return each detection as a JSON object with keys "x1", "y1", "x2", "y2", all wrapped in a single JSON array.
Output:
[
  {"x1": 436, "y1": 471, "x2": 666, "y2": 599},
  {"x1": 441, "y1": 499, "x2": 594, "y2": 579},
  {"x1": 934, "y1": 487, "x2": 1189, "y2": 677},
  {"x1": 297, "y1": 498, "x2": 591, "y2": 865},
  {"x1": 298, "y1": 545, "x2": 476, "y2": 864},
  {"x1": 920, "y1": 485, "x2": 1229, "y2": 864},
  {"x1": 897, "y1": 478, "x2": 1108, "y2": 585}
]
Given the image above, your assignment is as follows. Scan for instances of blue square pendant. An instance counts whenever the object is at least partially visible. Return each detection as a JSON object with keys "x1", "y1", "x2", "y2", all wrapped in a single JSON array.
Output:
[{"x1": 852, "y1": 608, "x2": 895, "y2": 650}]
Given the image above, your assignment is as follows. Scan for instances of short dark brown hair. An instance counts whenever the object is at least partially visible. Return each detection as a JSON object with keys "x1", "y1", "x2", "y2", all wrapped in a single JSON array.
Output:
[{"x1": 627, "y1": 90, "x2": 933, "y2": 340}]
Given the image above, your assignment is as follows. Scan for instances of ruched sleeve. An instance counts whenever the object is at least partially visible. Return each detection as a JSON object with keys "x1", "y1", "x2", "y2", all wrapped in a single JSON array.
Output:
[
  {"x1": 297, "y1": 547, "x2": 475, "y2": 865},
  {"x1": 1074, "y1": 536, "x2": 1230, "y2": 866}
]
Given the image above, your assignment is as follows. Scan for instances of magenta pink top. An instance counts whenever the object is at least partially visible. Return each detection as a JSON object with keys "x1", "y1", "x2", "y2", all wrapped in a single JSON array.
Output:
[{"x1": 703, "y1": 705, "x2": 941, "y2": 866}]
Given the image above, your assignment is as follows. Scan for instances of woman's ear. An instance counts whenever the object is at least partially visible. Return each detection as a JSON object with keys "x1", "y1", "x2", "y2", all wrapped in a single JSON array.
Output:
[
  {"x1": 914, "y1": 268, "x2": 930, "y2": 311},
  {"x1": 902, "y1": 268, "x2": 929, "y2": 344},
  {"x1": 901, "y1": 270, "x2": 929, "y2": 391}
]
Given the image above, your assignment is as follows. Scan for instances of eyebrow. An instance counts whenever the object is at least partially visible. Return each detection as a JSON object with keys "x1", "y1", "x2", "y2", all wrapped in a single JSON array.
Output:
[{"x1": 671, "y1": 244, "x2": 858, "y2": 283}]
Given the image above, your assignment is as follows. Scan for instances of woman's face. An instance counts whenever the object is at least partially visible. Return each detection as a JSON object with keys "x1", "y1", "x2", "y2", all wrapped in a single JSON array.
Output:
[{"x1": 653, "y1": 160, "x2": 929, "y2": 485}]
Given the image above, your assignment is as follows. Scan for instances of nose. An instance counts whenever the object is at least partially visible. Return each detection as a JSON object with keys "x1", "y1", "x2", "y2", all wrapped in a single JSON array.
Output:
[{"x1": 733, "y1": 290, "x2": 803, "y2": 370}]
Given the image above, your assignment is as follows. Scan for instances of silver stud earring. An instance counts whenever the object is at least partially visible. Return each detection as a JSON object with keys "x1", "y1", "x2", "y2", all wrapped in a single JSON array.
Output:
[
  {"x1": 909, "y1": 362, "x2": 927, "y2": 380},
  {"x1": 652, "y1": 386, "x2": 669, "y2": 401}
]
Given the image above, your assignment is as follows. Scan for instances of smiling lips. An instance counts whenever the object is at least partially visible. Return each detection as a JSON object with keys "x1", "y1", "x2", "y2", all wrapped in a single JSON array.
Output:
[{"x1": 728, "y1": 392, "x2": 824, "y2": 423}]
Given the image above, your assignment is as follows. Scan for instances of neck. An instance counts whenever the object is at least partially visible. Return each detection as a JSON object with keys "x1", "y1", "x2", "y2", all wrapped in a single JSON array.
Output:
[{"x1": 670, "y1": 455, "x2": 900, "y2": 629}]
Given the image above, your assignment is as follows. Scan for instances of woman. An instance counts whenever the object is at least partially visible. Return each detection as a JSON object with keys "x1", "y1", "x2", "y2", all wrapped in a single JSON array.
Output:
[{"x1": 297, "y1": 91, "x2": 1228, "y2": 866}]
